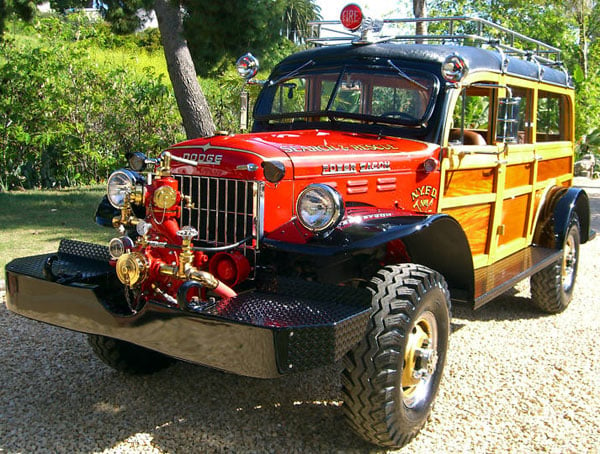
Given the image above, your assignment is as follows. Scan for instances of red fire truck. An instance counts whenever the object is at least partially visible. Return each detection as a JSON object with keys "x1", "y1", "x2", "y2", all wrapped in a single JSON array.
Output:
[{"x1": 5, "y1": 5, "x2": 593, "y2": 448}]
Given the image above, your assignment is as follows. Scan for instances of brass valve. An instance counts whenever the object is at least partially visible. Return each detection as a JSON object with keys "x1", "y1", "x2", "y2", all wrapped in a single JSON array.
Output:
[
  {"x1": 183, "y1": 194, "x2": 195, "y2": 210},
  {"x1": 115, "y1": 252, "x2": 149, "y2": 287},
  {"x1": 176, "y1": 226, "x2": 198, "y2": 278},
  {"x1": 159, "y1": 152, "x2": 172, "y2": 177},
  {"x1": 112, "y1": 191, "x2": 140, "y2": 230}
]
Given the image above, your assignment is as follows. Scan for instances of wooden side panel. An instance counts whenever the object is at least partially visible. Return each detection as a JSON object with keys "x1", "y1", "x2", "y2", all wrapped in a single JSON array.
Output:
[
  {"x1": 538, "y1": 156, "x2": 572, "y2": 182},
  {"x1": 443, "y1": 204, "x2": 492, "y2": 255},
  {"x1": 505, "y1": 163, "x2": 532, "y2": 189},
  {"x1": 444, "y1": 168, "x2": 495, "y2": 197},
  {"x1": 498, "y1": 194, "x2": 529, "y2": 247}
]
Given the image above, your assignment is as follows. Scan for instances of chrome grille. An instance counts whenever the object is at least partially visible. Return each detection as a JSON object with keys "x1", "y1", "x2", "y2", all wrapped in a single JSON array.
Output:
[{"x1": 175, "y1": 175, "x2": 262, "y2": 250}]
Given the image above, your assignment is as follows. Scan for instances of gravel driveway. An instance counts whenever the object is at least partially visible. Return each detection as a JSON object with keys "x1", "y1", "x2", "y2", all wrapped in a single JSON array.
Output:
[{"x1": 1, "y1": 179, "x2": 599, "y2": 453}]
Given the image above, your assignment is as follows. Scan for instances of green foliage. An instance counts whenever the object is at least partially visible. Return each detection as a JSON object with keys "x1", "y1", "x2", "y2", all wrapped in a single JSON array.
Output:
[
  {"x1": 184, "y1": 0, "x2": 317, "y2": 76},
  {"x1": 201, "y1": 68, "x2": 264, "y2": 133},
  {"x1": 576, "y1": 127, "x2": 600, "y2": 158},
  {"x1": 1, "y1": 0, "x2": 42, "y2": 36},
  {"x1": 103, "y1": 0, "x2": 144, "y2": 34},
  {"x1": 0, "y1": 19, "x2": 184, "y2": 190},
  {"x1": 49, "y1": 0, "x2": 87, "y2": 13},
  {"x1": 184, "y1": 0, "x2": 285, "y2": 76},
  {"x1": 282, "y1": 0, "x2": 322, "y2": 43},
  {"x1": 0, "y1": 0, "x2": 7, "y2": 36},
  {"x1": 29, "y1": 11, "x2": 160, "y2": 51}
]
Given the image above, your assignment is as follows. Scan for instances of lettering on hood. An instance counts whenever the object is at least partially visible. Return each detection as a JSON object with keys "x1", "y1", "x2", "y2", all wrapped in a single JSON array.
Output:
[
  {"x1": 182, "y1": 152, "x2": 223, "y2": 165},
  {"x1": 279, "y1": 143, "x2": 399, "y2": 153},
  {"x1": 323, "y1": 161, "x2": 391, "y2": 175}
]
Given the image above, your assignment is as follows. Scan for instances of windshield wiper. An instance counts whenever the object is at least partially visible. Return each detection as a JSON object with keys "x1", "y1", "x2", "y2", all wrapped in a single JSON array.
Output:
[
  {"x1": 269, "y1": 60, "x2": 315, "y2": 86},
  {"x1": 386, "y1": 59, "x2": 427, "y2": 91}
]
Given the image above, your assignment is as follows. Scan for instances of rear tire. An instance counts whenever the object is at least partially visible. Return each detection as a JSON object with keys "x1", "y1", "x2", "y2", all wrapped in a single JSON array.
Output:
[
  {"x1": 530, "y1": 215, "x2": 580, "y2": 313},
  {"x1": 342, "y1": 264, "x2": 451, "y2": 448},
  {"x1": 88, "y1": 334, "x2": 175, "y2": 375}
]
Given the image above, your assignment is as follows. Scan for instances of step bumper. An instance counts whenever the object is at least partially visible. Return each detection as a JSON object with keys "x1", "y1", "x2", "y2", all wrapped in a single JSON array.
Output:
[{"x1": 5, "y1": 240, "x2": 370, "y2": 378}]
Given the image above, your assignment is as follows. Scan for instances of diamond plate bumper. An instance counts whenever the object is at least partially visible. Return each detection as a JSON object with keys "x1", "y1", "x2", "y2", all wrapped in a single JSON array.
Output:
[{"x1": 5, "y1": 240, "x2": 370, "y2": 378}]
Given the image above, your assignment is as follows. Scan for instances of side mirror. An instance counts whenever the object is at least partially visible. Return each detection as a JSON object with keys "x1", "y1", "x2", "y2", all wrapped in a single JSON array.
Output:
[
  {"x1": 236, "y1": 53, "x2": 260, "y2": 131},
  {"x1": 236, "y1": 53, "x2": 259, "y2": 81},
  {"x1": 496, "y1": 97, "x2": 521, "y2": 143}
]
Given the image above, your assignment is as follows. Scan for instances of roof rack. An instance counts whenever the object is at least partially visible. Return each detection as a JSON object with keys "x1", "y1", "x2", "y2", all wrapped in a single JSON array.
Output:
[{"x1": 308, "y1": 16, "x2": 562, "y2": 66}]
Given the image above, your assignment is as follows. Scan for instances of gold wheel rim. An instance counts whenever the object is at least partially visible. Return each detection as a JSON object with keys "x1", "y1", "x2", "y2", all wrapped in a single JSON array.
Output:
[{"x1": 401, "y1": 311, "x2": 438, "y2": 408}]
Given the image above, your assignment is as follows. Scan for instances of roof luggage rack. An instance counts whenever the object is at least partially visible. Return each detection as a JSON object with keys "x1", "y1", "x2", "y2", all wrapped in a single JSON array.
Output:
[{"x1": 308, "y1": 14, "x2": 562, "y2": 66}]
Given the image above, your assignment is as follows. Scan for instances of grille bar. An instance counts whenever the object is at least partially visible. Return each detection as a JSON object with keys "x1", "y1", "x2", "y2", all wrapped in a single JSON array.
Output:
[{"x1": 175, "y1": 175, "x2": 260, "y2": 251}]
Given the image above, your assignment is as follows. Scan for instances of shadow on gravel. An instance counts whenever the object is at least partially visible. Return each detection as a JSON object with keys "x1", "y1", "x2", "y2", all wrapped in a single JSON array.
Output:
[{"x1": 452, "y1": 290, "x2": 547, "y2": 323}]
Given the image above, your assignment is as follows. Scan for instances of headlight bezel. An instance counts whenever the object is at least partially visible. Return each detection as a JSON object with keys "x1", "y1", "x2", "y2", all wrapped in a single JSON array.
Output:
[
  {"x1": 296, "y1": 184, "x2": 344, "y2": 233},
  {"x1": 106, "y1": 168, "x2": 144, "y2": 209}
]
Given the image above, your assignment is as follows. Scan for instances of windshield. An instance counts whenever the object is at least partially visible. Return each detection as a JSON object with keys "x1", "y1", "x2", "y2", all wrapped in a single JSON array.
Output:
[{"x1": 255, "y1": 64, "x2": 439, "y2": 129}]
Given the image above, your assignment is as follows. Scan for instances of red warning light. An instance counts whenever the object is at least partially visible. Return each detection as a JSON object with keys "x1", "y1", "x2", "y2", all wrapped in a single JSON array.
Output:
[{"x1": 340, "y1": 4, "x2": 363, "y2": 31}]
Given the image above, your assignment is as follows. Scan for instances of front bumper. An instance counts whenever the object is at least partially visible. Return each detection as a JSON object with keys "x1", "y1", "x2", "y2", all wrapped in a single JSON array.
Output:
[{"x1": 5, "y1": 240, "x2": 370, "y2": 378}]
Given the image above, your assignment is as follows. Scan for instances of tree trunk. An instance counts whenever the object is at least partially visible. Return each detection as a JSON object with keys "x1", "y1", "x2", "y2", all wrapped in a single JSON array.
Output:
[
  {"x1": 413, "y1": 0, "x2": 427, "y2": 44},
  {"x1": 153, "y1": 0, "x2": 215, "y2": 139}
]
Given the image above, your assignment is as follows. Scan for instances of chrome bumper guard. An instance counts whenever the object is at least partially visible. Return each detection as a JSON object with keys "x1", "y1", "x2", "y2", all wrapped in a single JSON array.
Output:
[{"x1": 5, "y1": 240, "x2": 370, "y2": 378}]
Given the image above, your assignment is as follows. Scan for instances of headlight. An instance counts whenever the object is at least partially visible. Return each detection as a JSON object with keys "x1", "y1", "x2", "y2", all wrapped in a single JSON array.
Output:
[
  {"x1": 296, "y1": 184, "x2": 344, "y2": 232},
  {"x1": 107, "y1": 169, "x2": 143, "y2": 208}
]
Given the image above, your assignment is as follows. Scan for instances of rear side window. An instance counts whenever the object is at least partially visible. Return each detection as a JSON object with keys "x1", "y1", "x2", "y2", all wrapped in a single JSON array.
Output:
[{"x1": 537, "y1": 91, "x2": 570, "y2": 142}]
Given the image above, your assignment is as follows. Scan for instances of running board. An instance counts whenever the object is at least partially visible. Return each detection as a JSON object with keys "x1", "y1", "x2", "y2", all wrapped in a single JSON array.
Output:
[{"x1": 473, "y1": 246, "x2": 563, "y2": 309}]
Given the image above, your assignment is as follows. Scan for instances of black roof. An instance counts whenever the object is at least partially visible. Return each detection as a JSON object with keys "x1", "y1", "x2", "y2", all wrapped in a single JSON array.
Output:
[{"x1": 272, "y1": 43, "x2": 570, "y2": 88}]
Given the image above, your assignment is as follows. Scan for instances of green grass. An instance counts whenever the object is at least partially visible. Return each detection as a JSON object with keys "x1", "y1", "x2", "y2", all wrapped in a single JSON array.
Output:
[{"x1": 0, "y1": 187, "x2": 115, "y2": 271}]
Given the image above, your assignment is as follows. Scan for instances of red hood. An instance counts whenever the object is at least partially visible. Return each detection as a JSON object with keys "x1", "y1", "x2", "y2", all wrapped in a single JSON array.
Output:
[{"x1": 167, "y1": 130, "x2": 438, "y2": 179}]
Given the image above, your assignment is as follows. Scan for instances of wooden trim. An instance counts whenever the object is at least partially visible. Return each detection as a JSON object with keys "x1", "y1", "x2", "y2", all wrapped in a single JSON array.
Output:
[
  {"x1": 442, "y1": 203, "x2": 492, "y2": 257},
  {"x1": 439, "y1": 193, "x2": 496, "y2": 209}
]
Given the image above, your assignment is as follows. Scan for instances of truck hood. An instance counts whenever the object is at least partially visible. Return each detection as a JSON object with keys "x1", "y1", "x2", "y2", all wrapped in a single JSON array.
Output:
[{"x1": 168, "y1": 130, "x2": 438, "y2": 180}]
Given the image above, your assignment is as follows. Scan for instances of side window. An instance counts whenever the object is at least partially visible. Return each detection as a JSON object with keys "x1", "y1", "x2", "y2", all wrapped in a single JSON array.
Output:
[
  {"x1": 509, "y1": 86, "x2": 533, "y2": 144},
  {"x1": 537, "y1": 91, "x2": 569, "y2": 142},
  {"x1": 450, "y1": 86, "x2": 492, "y2": 145}
]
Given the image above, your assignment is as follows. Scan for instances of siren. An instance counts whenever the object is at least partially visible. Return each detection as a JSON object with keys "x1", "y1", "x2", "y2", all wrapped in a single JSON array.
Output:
[{"x1": 340, "y1": 4, "x2": 364, "y2": 31}]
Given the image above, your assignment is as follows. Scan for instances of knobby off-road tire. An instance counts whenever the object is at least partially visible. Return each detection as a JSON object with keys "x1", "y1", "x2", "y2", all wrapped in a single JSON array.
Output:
[
  {"x1": 342, "y1": 264, "x2": 451, "y2": 448},
  {"x1": 530, "y1": 215, "x2": 581, "y2": 313},
  {"x1": 87, "y1": 334, "x2": 175, "y2": 375}
]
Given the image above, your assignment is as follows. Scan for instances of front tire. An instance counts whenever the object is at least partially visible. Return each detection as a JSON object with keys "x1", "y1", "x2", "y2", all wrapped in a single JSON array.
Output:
[
  {"x1": 342, "y1": 264, "x2": 451, "y2": 448},
  {"x1": 88, "y1": 334, "x2": 175, "y2": 375},
  {"x1": 530, "y1": 215, "x2": 580, "y2": 313}
]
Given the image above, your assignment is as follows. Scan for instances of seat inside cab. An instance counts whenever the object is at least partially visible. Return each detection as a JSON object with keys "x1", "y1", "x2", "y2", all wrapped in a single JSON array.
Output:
[{"x1": 449, "y1": 129, "x2": 487, "y2": 145}]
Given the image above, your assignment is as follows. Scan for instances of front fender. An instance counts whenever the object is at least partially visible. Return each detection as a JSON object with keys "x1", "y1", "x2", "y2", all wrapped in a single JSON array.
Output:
[
  {"x1": 94, "y1": 195, "x2": 146, "y2": 229},
  {"x1": 95, "y1": 195, "x2": 119, "y2": 227},
  {"x1": 263, "y1": 213, "x2": 474, "y2": 301}
]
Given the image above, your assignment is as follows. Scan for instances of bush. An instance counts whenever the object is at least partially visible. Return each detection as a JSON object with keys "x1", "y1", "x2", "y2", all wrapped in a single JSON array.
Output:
[
  {"x1": 0, "y1": 14, "x2": 292, "y2": 190},
  {"x1": 0, "y1": 34, "x2": 184, "y2": 190}
]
